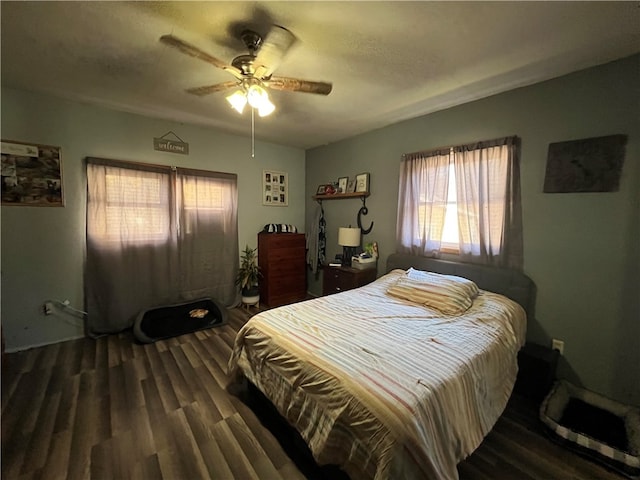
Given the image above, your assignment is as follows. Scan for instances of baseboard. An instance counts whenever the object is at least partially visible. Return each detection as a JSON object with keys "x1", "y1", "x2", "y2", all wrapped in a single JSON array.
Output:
[{"x1": 4, "y1": 334, "x2": 85, "y2": 353}]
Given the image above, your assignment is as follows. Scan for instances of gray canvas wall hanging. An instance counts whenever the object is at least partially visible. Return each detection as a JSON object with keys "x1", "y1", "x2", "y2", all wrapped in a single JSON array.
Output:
[{"x1": 543, "y1": 134, "x2": 627, "y2": 193}]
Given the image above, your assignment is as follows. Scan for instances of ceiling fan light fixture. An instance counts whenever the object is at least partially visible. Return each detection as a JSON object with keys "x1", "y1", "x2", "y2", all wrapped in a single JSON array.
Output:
[
  {"x1": 258, "y1": 98, "x2": 275, "y2": 117},
  {"x1": 246, "y1": 84, "x2": 268, "y2": 109},
  {"x1": 226, "y1": 90, "x2": 247, "y2": 114}
]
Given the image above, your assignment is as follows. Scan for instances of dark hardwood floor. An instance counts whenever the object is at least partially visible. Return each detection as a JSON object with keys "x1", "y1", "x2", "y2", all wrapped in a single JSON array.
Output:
[{"x1": 1, "y1": 305, "x2": 627, "y2": 480}]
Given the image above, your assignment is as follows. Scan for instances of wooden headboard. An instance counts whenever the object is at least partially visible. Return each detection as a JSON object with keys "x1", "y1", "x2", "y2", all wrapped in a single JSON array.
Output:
[{"x1": 386, "y1": 253, "x2": 536, "y2": 318}]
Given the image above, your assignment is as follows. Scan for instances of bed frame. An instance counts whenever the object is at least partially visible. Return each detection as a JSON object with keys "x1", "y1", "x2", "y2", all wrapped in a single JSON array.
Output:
[{"x1": 386, "y1": 253, "x2": 536, "y2": 318}]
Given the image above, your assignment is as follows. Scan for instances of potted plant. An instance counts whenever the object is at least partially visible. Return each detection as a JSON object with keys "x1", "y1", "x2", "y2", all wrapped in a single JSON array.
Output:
[{"x1": 235, "y1": 245, "x2": 262, "y2": 305}]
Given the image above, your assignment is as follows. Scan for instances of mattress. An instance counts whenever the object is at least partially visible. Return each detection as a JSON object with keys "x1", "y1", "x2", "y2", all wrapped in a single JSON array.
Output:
[{"x1": 228, "y1": 269, "x2": 527, "y2": 480}]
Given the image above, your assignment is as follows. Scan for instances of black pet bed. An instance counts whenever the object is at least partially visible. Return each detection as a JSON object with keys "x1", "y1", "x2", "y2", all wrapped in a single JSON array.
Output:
[
  {"x1": 133, "y1": 297, "x2": 228, "y2": 343},
  {"x1": 540, "y1": 380, "x2": 640, "y2": 478}
]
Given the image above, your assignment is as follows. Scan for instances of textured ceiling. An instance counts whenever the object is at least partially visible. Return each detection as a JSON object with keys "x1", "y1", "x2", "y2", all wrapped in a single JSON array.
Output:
[{"x1": 2, "y1": 1, "x2": 639, "y2": 149}]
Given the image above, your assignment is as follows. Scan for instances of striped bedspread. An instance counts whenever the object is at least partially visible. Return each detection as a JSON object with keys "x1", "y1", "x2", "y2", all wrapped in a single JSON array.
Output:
[{"x1": 228, "y1": 269, "x2": 526, "y2": 480}]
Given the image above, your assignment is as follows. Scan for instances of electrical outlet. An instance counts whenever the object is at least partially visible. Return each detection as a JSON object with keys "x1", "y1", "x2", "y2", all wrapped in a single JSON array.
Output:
[
  {"x1": 43, "y1": 302, "x2": 54, "y2": 315},
  {"x1": 551, "y1": 338, "x2": 564, "y2": 355}
]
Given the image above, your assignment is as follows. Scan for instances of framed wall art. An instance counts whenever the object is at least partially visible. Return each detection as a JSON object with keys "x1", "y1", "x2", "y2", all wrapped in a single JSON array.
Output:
[
  {"x1": 355, "y1": 172, "x2": 370, "y2": 193},
  {"x1": 263, "y1": 170, "x2": 288, "y2": 206},
  {"x1": 1, "y1": 140, "x2": 64, "y2": 206},
  {"x1": 543, "y1": 135, "x2": 627, "y2": 193}
]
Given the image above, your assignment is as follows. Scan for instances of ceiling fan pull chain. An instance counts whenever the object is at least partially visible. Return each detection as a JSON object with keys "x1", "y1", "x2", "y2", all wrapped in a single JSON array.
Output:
[{"x1": 251, "y1": 107, "x2": 255, "y2": 158}]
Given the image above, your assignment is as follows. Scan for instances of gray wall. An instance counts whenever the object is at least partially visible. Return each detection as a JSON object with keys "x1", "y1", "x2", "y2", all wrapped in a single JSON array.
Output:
[
  {"x1": 305, "y1": 54, "x2": 639, "y2": 406},
  {"x1": 1, "y1": 88, "x2": 306, "y2": 351}
]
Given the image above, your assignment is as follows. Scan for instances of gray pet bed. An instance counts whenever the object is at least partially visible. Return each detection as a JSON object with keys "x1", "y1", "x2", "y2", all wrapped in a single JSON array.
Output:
[{"x1": 540, "y1": 380, "x2": 640, "y2": 477}]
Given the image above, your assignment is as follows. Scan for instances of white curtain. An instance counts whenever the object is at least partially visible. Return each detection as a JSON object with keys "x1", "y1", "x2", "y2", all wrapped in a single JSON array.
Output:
[
  {"x1": 454, "y1": 137, "x2": 522, "y2": 268},
  {"x1": 396, "y1": 136, "x2": 522, "y2": 269},
  {"x1": 86, "y1": 158, "x2": 238, "y2": 335},
  {"x1": 396, "y1": 149, "x2": 451, "y2": 256}
]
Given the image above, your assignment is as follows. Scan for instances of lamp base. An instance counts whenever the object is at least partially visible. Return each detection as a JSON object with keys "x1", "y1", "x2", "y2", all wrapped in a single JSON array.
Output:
[{"x1": 341, "y1": 246, "x2": 356, "y2": 267}]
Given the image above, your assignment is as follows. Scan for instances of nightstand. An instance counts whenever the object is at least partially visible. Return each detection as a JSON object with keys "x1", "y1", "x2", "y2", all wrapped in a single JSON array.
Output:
[
  {"x1": 514, "y1": 342, "x2": 559, "y2": 403},
  {"x1": 322, "y1": 265, "x2": 377, "y2": 296}
]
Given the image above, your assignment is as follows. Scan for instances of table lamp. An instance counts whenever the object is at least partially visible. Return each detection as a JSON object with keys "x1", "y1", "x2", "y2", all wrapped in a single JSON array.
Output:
[{"x1": 338, "y1": 227, "x2": 361, "y2": 267}]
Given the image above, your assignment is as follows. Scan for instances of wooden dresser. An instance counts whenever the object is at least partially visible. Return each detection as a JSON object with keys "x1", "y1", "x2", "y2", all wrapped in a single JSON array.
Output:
[
  {"x1": 322, "y1": 265, "x2": 377, "y2": 296},
  {"x1": 258, "y1": 232, "x2": 307, "y2": 307}
]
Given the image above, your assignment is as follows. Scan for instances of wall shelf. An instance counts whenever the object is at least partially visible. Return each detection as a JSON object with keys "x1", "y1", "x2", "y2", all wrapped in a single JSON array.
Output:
[
  {"x1": 313, "y1": 192, "x2": 370, "y2": 201},
  {"x1": 313, "y1": 191, "x2": 374, "y2": 234}
]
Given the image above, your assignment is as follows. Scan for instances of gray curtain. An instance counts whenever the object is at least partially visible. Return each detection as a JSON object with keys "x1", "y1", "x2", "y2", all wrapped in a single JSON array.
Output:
[
  {"x1": 396, "y1": 136, "x2": 522, "y2": 270},
  {"x1": 85, "y1": 158, "x2": 238, "y2": 335}
]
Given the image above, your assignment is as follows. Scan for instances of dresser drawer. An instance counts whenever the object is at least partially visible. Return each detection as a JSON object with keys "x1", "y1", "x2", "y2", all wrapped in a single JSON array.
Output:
[
  {"x1": 260, "y1": 233, "x2": 304, "y2": 250},
  {"x1": 262, "y1": 247, "x2": 306, "y2": 266}
]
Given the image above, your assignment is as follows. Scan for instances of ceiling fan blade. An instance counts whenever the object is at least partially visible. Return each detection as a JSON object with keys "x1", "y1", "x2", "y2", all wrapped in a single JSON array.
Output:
[
  {"x1": 160, "y1": 34, "x2": 243, "y2": 79},
  {"x1": 254, "y1": 26, "x2": 297, "y2": 79},
  {"x1": 265, "y1": 76, "x2": 333, "y2": 95},
  {"x1": 186, "y1": 81, "x2": 239, "y2": 96}
]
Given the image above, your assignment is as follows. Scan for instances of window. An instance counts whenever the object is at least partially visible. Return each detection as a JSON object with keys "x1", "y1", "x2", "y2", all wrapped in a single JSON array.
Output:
[
  {"x1": 88, "y1": 165, "x2": 232, "y2": 243},
  {"x1": 181, "y1": 177, "x2": 224, "y2": 211},
  {"x1": 85, "y1": 158, "x2": 239, "y2": 335},
  {"x1": 177, "y1": 174, "x2": 228, "y2": 236},
  {"x1": 397, "y1": 136, "x2": 522, "y2": 268},
  {"x1": 97, "y1": 170, "x2": 171, "y2": 243},
  {"x1": 414, "y1": 160, "x2": 458, "y2": 251}
]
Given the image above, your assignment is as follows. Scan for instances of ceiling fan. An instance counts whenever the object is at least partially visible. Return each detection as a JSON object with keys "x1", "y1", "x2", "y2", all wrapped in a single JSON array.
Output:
[{"x1": 160, "y1": 25, "x2": 333, "y2": 116}]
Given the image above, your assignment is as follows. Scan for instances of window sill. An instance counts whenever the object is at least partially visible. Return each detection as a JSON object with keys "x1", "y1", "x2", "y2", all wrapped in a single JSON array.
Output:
[{"x1": 439, "y1": 246, "x2": 459, "y2": 255}]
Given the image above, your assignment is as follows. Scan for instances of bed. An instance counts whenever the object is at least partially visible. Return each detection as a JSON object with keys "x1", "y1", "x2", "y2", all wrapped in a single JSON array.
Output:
[{"x1": 228, "y1": 253, "x2": 535, "y2": 480}]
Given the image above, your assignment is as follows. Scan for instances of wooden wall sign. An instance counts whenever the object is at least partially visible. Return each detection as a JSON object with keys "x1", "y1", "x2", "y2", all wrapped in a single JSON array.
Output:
[{"x1": 153, "y1": 131, "x2": 189, "y2": 155}]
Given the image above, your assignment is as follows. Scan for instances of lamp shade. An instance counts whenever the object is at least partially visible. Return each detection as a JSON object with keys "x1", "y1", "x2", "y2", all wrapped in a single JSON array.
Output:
[
  {"x1": 258, "y1": 98, "x2": 275, "y2": 117},
  {"x1": 226, "y1": 90, "x2": 247, "y2": 114},
  {"x1": 338, "y1": 227, "x2": 361, "y2": 247},
  {"x1": 226, "y1": 85, "x2": 275, "y2": 117},
  {"x1": 247, "y1": 84, "x2": 268, "y2": 108}
]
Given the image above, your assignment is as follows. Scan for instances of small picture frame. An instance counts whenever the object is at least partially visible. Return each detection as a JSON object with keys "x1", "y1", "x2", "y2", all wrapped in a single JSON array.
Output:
[
  {"x1": 316, "y1": 184, "x2": 327, "y2": 195},
  {"x1": 337, "y1": 176, "x2": 348, "y2": 193},
  {"x1": 355, "y1": 172, "x2": 370, "y2": 193},
  {"x1": 346, "y1": 180, "x2": 356, "y2": 193}
]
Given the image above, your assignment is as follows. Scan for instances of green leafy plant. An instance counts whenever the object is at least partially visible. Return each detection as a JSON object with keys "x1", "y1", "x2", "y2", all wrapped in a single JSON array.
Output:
[{"x1": 235, "y1": 245, "x2": 261, "y2": 292}]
